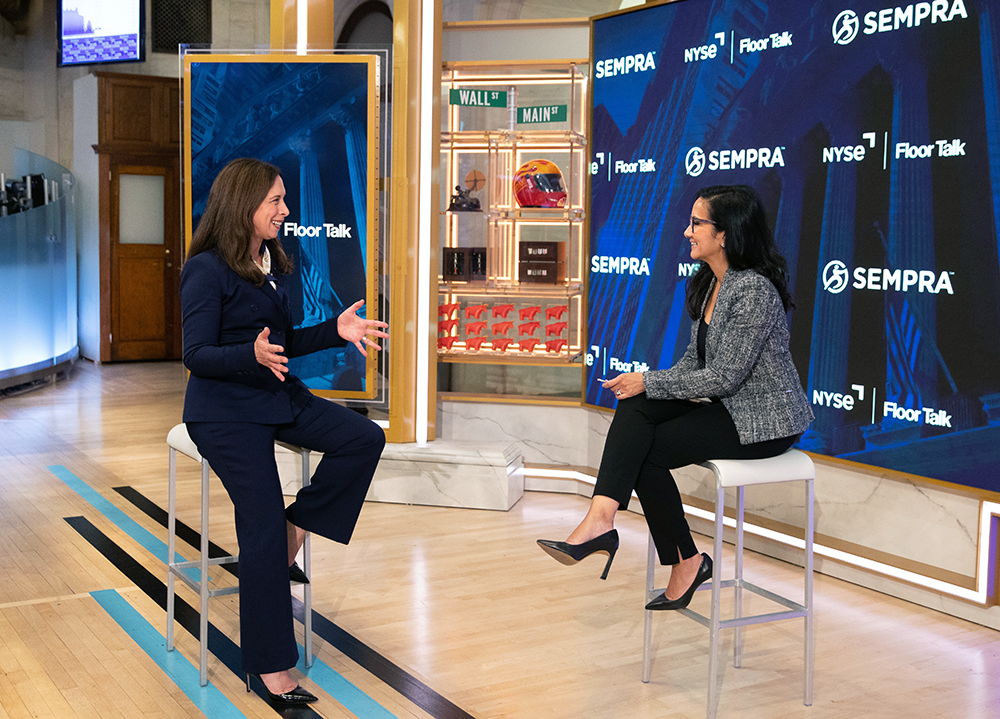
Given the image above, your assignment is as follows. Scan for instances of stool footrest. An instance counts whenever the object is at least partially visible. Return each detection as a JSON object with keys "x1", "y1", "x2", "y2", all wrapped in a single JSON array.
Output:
[
  {"x1": 169, "y1": 556, "x2": 239, "y2": 570},
  {"x1": 168, "y1": 565, "x2": 240, "y2": 597},
  {"x1": 677, "y1": 605, "x2": 808, "y2": 630},
  {"x1": 737, "y1": 579, "x2": 808, "y2": 614}
]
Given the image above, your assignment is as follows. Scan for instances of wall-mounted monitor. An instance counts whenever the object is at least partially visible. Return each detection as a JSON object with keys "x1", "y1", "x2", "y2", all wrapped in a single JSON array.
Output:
[
  {"x1": 58, "y1": 0, "x2": 145, "y2": 67},
  {"x1": 587, "y1": 0, "x2": 1000, "y2": 493}
]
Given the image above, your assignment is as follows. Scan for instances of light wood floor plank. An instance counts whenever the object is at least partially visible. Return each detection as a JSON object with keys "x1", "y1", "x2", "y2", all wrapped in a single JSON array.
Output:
[{"x1": 2, "y1": 361, "x2": 1000, "y2": 718}]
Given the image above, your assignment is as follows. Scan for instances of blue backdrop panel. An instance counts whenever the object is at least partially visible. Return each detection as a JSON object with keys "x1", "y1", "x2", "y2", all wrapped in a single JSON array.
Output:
[
  {"x1": 588, "y1": 0, "x2": 1000, "y2": 492},
  {"x1": 188, "y1": 58, "x2": 372, "y2": 393}
]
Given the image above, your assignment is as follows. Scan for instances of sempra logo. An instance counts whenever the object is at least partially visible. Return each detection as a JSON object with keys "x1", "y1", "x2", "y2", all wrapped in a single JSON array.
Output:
[
  {"x1": 685, "y1": 146, "x2": 786, "y2": 176},
  {"x1": 832, "y1": 10, "x2": 860, "y2": 44},
  {"x1": 594, "y1": 52, "x2": 656, "y2": 79},
  {"x1": 822, "y1": 260, "x2": 955, "y2": 295},
  {"x1": 685, "y1": 147, "x2": 707, "y2": 177},
  {"x1": 822, "y1": 260, "x2": 850, "y2": 294},
  {"x1": 591, "y1": 255, "x2": 651, "y2": 276},
  {"x1": 833, "y1": 1, "x2": 968, "y2": 45}
]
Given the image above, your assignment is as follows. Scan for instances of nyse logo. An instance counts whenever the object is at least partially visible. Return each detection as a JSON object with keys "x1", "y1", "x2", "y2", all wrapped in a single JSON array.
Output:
[
  {"x1": 833, "y1": 1, "x2": 968, "y2": 45},
  {"x1": 678, "y1": 262, "x2": 701, "y2": 277},
  {"x1": 822, "y1": 260, "x2": 955, "y2": 295}
]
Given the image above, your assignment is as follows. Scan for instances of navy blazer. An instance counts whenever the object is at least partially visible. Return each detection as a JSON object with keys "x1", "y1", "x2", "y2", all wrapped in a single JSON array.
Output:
[
  {"x1": 643, "y1": 268, "x2": 814, "y2": 445},
  {"x1": 180, "y1": 250, "x2": 347, "y2": 424}
]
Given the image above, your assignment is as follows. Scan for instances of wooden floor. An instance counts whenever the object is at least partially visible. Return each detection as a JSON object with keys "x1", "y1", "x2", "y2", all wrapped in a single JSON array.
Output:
[{"x1": 1, "y1": 361, "x2": 999, "y2": 719}]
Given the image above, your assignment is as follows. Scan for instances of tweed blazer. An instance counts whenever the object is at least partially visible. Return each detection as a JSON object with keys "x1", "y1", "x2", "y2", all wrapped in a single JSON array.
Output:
[
  {"x1": 180, "y1": 250, "x2": 347, "y2": 425},
  {"x1": 643, "y1": 268, "x2": 813, "y2": 445}
]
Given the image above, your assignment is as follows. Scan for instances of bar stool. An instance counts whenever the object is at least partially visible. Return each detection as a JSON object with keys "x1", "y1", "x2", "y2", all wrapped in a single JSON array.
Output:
[
  {"x1": 166, "y1": 423, "x2": 313, "y2": 686},
  {"x1": 641, "y1": 448, "x2": 815, "y2": 719}
]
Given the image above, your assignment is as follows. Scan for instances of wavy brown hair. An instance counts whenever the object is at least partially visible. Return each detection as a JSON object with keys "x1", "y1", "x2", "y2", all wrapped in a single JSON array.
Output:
[{"x1": 186, "y1": 158, "x2": 293, "y2": 286}]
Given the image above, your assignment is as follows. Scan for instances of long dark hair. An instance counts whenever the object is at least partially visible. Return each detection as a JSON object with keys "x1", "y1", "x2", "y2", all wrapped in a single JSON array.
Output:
[
  {"x1": 684, "y1": 184, "x2": 793, "y2": 318},
  {"x1": 187, "y1": 158, "x2": 294, "y2": 286}
]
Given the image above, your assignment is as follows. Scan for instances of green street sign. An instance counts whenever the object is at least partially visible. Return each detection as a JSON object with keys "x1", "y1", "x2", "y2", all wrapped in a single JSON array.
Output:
[
  {"x1": 517, "y1": 104, "x2": 568, "y2": 124},
  {"x1": 449, "y1": 89, "x2": 507, "y2": 108}
]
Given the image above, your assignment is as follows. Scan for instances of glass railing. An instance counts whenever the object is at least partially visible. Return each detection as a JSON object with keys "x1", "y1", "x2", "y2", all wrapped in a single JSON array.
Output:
[{"x1": 0, "y1": 150, "x2": 78, "y2": 386}]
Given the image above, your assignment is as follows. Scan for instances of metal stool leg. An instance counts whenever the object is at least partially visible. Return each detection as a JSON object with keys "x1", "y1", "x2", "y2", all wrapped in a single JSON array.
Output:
[
  {"x1": 167, "y1": 447, "x2": 177, "y2": 652},
  {"x1": 642, "y1": 533, "x2": 656, "y2": 682},
  {"x1": 804, "y1": 477, "x2": 815, "y2": 706},
  {"x1": 299, "y1": 448, "x2": 313, "y2": 668},
  {"x1": 199, "y1": 457, "x2": 210, "y2": 687},
  {"x1": 707, "y1": 482, "x2": 725, "y2": 719},
  {"x1": 642, "y1": 451, "x2": 816, "y2": 717},
  {"x1": 734, "y1": 486, "x2": 745, "y2": 669}
]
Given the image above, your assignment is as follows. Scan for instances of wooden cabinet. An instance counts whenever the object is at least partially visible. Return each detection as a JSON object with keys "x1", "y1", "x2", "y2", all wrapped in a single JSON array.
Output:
[{"x1": 96, "y1": 72, "x2": 180, "y2": 153}]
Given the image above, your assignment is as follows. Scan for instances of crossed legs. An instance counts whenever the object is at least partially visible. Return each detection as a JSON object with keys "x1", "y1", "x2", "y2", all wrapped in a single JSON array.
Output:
[{"x1": 562, "y1": 395, "x2": 795, "y2": 598}]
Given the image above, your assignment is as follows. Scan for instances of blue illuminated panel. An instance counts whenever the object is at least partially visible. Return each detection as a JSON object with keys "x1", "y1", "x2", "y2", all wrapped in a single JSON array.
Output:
[{"x1": 587, "y1": 0, "x2": 1000, "y2": 491}]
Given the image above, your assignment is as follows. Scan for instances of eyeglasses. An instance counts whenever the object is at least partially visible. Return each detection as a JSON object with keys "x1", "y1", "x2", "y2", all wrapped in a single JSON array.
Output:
[{"x1": 689, "y1": 216, "x2": 717, "y2": 230}]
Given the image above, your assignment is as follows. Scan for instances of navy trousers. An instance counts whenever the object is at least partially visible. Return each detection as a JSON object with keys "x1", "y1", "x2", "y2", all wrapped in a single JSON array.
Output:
[
  {"x1": 188, "y1": 395, "x2": 385, "y2": 675},
  {"x1": 594, "y1": 396, "x2": 796, "y2": 566}
]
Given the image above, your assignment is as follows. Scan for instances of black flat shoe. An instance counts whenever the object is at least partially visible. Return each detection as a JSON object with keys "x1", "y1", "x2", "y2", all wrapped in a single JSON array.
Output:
[
  {"x1": 645, "y1": 553, "x2": 713, "y2": 611},
  {"x1": 536, "y1": 528, "x2": 619, "y2": 580},
  {"x1": 289, "y1": 561, "x2": 310, "y2": 584},
  {"x1": 246, "y1": 673, "x2": 318, "y2": 704}
]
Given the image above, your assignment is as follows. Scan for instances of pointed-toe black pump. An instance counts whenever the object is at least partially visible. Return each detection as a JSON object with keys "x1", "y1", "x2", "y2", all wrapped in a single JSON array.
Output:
[
  {"x1": 246, "y1": 674, "x2": 318, "y2": 704},
  {"x1": 536, "y1": 528, "x2": 619, "y2": 580},
  {"x1": 289, "y1": 561, "x2": 310, "y2": 584},
  {"x1": 645, "y1": 553, "x2": 713, "y2": 611}
]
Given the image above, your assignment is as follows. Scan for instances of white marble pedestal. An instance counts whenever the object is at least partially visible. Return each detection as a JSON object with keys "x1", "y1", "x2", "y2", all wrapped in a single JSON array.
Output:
[
  {"x1": 279, "y1": 440, "x2": 524, "y2": 511},
  {"x1": 367, "y1": 440, "x2": 524, "y2": 511}
]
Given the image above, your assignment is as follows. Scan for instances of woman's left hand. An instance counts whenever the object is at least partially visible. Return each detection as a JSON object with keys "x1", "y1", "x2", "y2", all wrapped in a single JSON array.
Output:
[
  {"x1": 603, "y1": 372, "x2": 645, "y2": 400},
  {"x1": 338, "y1": 300, "x2": 389, "y2": 357}
]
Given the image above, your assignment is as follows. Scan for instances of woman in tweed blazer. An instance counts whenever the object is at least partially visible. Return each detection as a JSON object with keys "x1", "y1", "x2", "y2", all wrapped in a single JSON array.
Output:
[{"x1": 538, "y1": 185, "x2": 812, "y2": 610}]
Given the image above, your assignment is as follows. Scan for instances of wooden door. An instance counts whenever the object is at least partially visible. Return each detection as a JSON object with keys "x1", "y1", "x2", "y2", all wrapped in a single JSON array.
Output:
[{"x1": 109, "y1": 161, "x2": 181, "y2": 361}]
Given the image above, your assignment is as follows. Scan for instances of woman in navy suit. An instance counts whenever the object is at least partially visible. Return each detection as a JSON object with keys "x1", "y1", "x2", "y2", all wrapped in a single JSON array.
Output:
[
  {"x1": 181, "y1": 158, "x2": 388, "y2": 703},
  {"x1": 538, "y1": 185, "x2": 812, "y2": 610}
]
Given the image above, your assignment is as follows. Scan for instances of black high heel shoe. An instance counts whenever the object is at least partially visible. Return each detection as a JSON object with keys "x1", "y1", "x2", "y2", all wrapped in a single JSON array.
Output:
[
  {"x1": 246, "y1": 673, "x2": 318, "y2": 704},
  {"x1": 289, "y1": 561, "x2": 310, "y2": 584},
  {"x1": 645, "y1": 553, "x2": 713, "y2": 611},
  {"x1": 536, "y1": 529, "x2": 619, "y2": 580}
]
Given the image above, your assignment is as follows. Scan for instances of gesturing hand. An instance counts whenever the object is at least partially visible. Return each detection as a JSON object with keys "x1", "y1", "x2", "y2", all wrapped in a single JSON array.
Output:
[
  {"x1": 255, "y1": 327, "x2": 288, "y2": 381},
  {"x1": 603, "y1": 372, "x2": 645, "y2": 400},
  {"x1": 338, "y1": 300, "x2": 389, "y2": 357}
]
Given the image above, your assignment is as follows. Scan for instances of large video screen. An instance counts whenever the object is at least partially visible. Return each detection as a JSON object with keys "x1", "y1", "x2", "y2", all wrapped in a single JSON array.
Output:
[
  {"x1": 58, "y1": 0, "x2": 144, "y2": 66},
  {"x1": 587, "y1": 0, "x2": 1000, "y2": 492}
]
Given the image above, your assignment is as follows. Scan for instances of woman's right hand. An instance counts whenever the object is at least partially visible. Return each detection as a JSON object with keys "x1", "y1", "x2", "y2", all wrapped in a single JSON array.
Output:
[{"x1": 255, "y1": 327, "x2": 288, "y2": 381}]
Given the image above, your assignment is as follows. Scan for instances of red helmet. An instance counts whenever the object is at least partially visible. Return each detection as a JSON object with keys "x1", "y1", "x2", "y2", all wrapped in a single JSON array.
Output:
[{"x1": 513, "y1": 159, "x2": 567, "y2": 208}]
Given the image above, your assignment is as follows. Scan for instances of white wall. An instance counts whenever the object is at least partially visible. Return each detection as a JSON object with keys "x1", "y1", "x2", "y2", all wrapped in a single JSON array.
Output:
[{"x1": 73, "y1": 74, "x2": 100, "y2": 361}]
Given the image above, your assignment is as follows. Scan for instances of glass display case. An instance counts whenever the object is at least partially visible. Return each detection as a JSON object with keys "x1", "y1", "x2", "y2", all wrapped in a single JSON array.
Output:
[{"x1": 438, "y1": 62, "x2": 587, "y2": 378}]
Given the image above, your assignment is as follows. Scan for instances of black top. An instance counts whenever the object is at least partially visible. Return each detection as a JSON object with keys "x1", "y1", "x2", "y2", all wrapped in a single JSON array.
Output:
[{"x1": 697, "y1": 317, "x2": 709, "y2": 366}]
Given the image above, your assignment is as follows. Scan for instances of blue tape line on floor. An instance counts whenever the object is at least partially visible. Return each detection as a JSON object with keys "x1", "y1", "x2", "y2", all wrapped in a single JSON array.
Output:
[
  {"x1": 298, "y1": 647, "x2": 398, "y2": 719},
  {"x1": 49, "y1": 464, "x2": 200, "y2": 580},
  {"x1": 91, "y1": 589, "x2": 247, "y2": 719}
]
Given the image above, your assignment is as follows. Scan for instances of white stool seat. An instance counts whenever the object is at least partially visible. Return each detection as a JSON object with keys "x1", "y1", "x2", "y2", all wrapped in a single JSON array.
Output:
[
  {"x1": 703, "y1": 449, "x2": 815, "y2": 487},
  {"x1": 166, "y1": 423, "x2": 313, "y2": 686},
  {"x1": 642, "y1": 448, "x2": 815, "y2": 718}
]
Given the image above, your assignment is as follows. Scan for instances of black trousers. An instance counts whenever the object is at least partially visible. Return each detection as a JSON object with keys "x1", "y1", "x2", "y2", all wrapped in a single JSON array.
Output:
[
  {"x1": 594, "y1": 396, "x2": 796, "y2": 566},
  {"x1": 188, "y1": 396, "x2": 385, "y2": 675}
]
